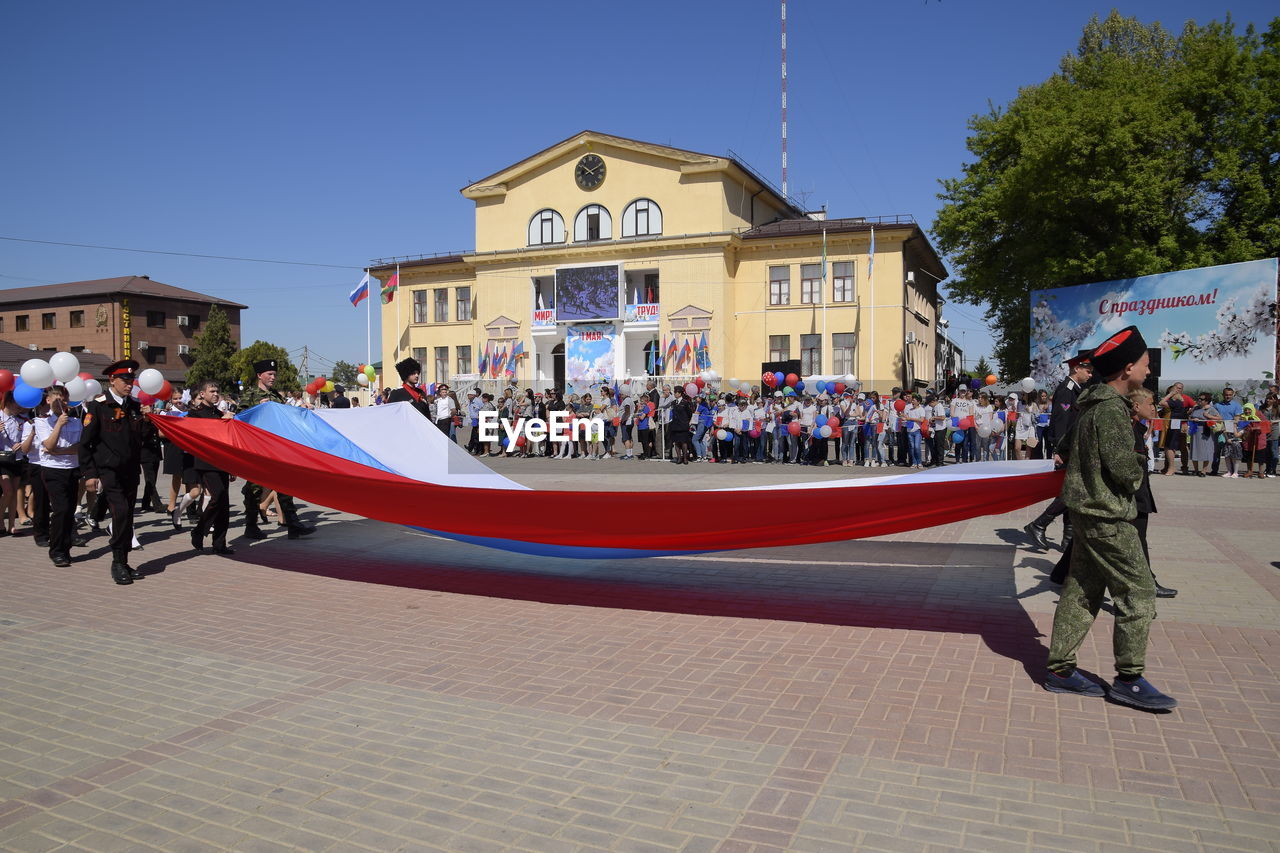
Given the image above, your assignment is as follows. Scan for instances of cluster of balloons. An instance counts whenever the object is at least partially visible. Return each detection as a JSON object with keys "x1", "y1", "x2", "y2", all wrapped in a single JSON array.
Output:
[
  {"x1": 306, "y1": 376, "x2": 335, "y2": 396},
  {"x1": 354, "y1": 363, "x2": 376, "y2": 387},
  {"x1": 3, "y1": 353, "x2": 108, "y2": 410},
  {"x1": 132, "y1": 368, "x2": 173, "y2": 406},
  {"x1": 760, "y1": 372, "x2": 859, "y2": 398}
]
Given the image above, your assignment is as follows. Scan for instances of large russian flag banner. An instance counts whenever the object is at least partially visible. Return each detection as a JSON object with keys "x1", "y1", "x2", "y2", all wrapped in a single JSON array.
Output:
[{"x1": 348, "y1": 272, "x2": 370, "y2": 307}]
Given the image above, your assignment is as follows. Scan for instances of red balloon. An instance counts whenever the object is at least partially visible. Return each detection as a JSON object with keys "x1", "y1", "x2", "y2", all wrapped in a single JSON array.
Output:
[
  {"x1": 827, "y1": 416, "x2": 841, "y2": 428},
  {"x1": 737, "y1": 388, "x2": 748, "y2": 396},
  {"x1": 785, "y1": 373, "x2": 799, "y2": 387},
  {"x1": 78, "y1": 371, "x2": 93, "y2": 381},
  {"x1": 0, "y1": 369, "x2": 13, "y2": 393},
  {"x1": 959, "y1": 416, "x2": 974, "y2": 430},
  {"x1": 787, "y1": 421, "x2": 802, "y2": 436},
  {"x1": 1181, "y1": 394, "x2": 1194, "y2": 409},
  {"x1": 515, "y1": 436, "x2": 527, "y2": 447},
  {"x1": 893, "y1": 399, "x2": 907, "y2": 412},
  {"x1": 762, "y1": 373, "x2": 776, "y2": 386},
  {"x1": 137, "y1": 391, "x2": 157, "y2": 406},
  {"x1": 834, "y1": 382, "x2": 845, "y2": 394},
  {"x1": 158, "y1": 380, "x2": 173, "y2": 400},
  {"x1": 694, "y1": 377, "x2": 705, "y2": 389}
]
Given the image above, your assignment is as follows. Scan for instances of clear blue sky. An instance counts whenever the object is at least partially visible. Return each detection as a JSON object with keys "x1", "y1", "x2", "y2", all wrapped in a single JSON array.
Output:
[{"x1": 2, "y1": 0, "x2": 1271, "y2": 377}]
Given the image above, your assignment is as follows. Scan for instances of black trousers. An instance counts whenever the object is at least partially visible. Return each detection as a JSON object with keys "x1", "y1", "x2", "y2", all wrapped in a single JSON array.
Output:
[
  {"x1": 41, "y1": 466, "x2": 79, "y2": 560},
  {"x1": 243, "y1": 481, "x2": 301, "y2": 529},
  {"x1": 1034, "y1": 495, "x2": 1069, "y2": 529},
  {"x1": 931, "y1": 432, "x2": 948, "y2": 466},
  {"x1": 29, "y1": 465, "x2": 50, "y2": 539},
  {"x1": 195, "y1": 470, "x2": 230, "y2": 548},
  {"x1": 99, "y1": 467, "x2": 139, "y2": 562},
  {"x1": 139, "y1": 454, "x2": 161, "y2": 510}
]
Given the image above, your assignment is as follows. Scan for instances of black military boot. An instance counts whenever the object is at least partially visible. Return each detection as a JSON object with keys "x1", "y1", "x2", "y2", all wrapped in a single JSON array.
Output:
[{"x1": 110, "y1": 560, "x2": 133, "y2": 585}]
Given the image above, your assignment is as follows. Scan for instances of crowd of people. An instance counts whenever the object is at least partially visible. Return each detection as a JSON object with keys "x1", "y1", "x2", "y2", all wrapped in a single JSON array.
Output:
[
  {"x1": 373, "y1": 357, "x2": 1280, "y2": 474},
  {"x1": 1, "y1": 358, "x2": 314, "y2": 584}
]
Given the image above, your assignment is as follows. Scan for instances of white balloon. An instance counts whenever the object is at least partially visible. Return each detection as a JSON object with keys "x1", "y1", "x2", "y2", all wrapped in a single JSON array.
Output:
[
  {"x1": 355, "y1": 373, "x2": 370, "y2": 386},
  {"x1": 715, "y1": 429, "x2": 728, "y2": 441},
  {"x1": 83, "y1": 379, "x2": 103, "y2": 399},
  {"x1": 49, "y1": 352, "x2": 81, "y2": 383},
  {"x1": 819, "y1": 425, "x2": 832, "y2": 438},
  {"x1": 705, "y1": 370, "x2": 719, "y2": 381},
  {"x1": 138, "y1": 368, "x2": 165, "y2": 395},
  {"x1": 1020, "y1": 377, "x2": 1035, "y2": 393},
  {"x1": 64, "y1": 377, "x2": 87, "y2": 402},
  {"x1": 20, "y1": 358, "x2": 54, "y2": 388},
  {"x1": 684, "y1": 382, "x2": 698, "y2": 396},
  {"x1": 738, "y1": 380, "x2": 752, "y2": 392}
]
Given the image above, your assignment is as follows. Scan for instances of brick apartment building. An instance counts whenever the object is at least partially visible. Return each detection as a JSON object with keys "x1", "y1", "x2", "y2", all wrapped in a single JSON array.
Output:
[{"x1": 0, "y1": 276, "x2": 246, "y2": 383}]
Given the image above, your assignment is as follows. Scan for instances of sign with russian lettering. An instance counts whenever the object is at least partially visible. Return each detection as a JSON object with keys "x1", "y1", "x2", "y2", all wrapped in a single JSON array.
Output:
[
  {"x1": 625, "y1": 303, "x2": 660, "y2": 324},
  {"x1": 565, "y1": 323, "x2": 615, "y2": 396},
  {"x1": 1030, "y1": 258, "x2": 1278, "y2": 387},
  {"x1": 532, "y1": 308, "x2": 556, "y2": 328},
  {"x1": 121, "y1": 298, "x2": 131, "y2": 359}
]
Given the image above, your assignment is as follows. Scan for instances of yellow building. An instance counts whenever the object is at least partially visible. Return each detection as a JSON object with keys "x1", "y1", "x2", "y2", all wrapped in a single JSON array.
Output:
[{"x1": 372, "y1": 131, "x2": 946, "y2": 394}]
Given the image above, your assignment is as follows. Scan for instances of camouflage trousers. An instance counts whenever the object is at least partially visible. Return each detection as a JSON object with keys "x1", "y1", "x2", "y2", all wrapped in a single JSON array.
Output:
[
  {"x1": 1047, "y1": 511, "x2": 1156, "y2": 679},
  {"x1": 241, "y1": 481, "x2": 300, "y2": 529}
]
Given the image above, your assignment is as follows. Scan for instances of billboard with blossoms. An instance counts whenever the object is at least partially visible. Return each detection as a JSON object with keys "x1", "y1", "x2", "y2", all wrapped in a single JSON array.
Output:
[{"x1": 1030, "y1": 258, "x2": 1278, "y2": 390}]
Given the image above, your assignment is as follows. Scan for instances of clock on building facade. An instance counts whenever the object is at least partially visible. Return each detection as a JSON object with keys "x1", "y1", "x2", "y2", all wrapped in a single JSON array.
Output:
[{"x1": 574, "y1": 154, "x2": 605, "y2": 190}]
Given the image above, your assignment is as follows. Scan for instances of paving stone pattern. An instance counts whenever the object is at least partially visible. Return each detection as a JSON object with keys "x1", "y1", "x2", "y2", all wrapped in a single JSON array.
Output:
[{"x1": 1, "y1": 462, "x2": 1277, "y2": 851}]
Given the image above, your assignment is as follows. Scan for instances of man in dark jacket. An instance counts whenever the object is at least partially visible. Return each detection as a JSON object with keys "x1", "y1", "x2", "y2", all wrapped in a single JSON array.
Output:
[
  {"x1": 1024, "y1": 350, "x2": 1092, "y2": 549},
  {"x1": 238, "y1": 359, "x2": 315, "y2": 541},
  {"x1": 79, "y1": 359, "x2": 146, "y2": 585},
  {"x1": 1043, "y1": 325, "x2": 1177, "y2": 711},
  {"x1": 187, "y1": 379, "x2": 236, "y2": 555},
  {"x1": 385, "y1": 357, "x2": 432, "y2": 418}
]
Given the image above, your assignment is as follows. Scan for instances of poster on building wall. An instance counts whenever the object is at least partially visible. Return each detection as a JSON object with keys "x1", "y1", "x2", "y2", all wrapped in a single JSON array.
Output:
[
  {"x1": 565, "y1": 324, "x2": 615, "y2": 397},
  {"x1": 1030, "y1": 258, "x2": 1278, "y2": 392},
  {"x1": 625, "y1": 303, "x2": 659, "y2": 323}
]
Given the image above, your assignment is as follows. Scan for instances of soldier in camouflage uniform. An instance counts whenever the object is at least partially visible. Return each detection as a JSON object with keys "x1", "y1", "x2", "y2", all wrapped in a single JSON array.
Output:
[
  {"x1": 238, "y1": 359, "x2": 315, "y2": 541},
  {"x1": 1044, "y1": 325, "x2": 1177, "y2": 712}
]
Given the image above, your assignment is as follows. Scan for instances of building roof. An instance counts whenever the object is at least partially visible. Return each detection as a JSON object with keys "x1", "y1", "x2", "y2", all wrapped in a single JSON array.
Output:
[
  {"x1": 0, "y1": 339, "x2": 114, "y2": 375},
  {"x1": 741, "y1": 216, "x2": 949, "y2": 283},
  {"x1": 0, "y1": 276, "x2": 248, "y2": 309}
]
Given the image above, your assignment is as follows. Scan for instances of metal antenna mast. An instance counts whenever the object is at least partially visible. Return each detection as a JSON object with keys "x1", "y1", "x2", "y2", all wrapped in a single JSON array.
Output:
[{"x1": 781, "y1": 0, "x2": 788, "y2": 199}]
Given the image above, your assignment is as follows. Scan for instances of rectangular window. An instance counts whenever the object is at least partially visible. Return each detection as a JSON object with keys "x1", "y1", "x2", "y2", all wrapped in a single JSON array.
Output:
[
  {"x1": 42, "y1": 312, "x2": 56, "y2": 330},
  {"x1": 15, "y1": 315, "x2": 29, "y2": 332},
  {"x1": 769, "y1": 266, "x2": 790, "y2": 306},
  {"x1": 768, "y1": 335, "x2": 790, "y2": 362},
  {"x1": 800, "y1": 263, "x2": 822, "y2": 304},
  {"x1": 833, "y1": 261, "x2": 854, "y2": 302},
  {"x1": 434, "y1": 289, "x2": 449, "y2": 323},
  {"x1": 644, "y1": 273, "x2": 659, "y2": 303},
  {"x1": 70, "y1": 310, "x2": 85, "y2": 328},
  {"x1": 456, "y1": 345, "x2": 472, "y2": 376},
  {"x1": 412, "y1": 290, "x2": 428, "y2": 324},
  {"x1": 832, "y1": 333, "x2": 856, "y2": 376},
  {"x1": 70, "y1": 345, "x2": 85, "y2": 352},
  {"x1": 146, "y1": 310, "x2": 165, "y2": 327},
  {"x1": 456, "y1": 287, "x2": 472, "y2": 321},
  {"x1": 0, "y1": 317, "x2": 5, "y2": 333},
  {"x1": 434, "y1": 346, "x2": 449, "y2": 382},
  {"x1": 800, "y1": 334, "x2": 821, "y2": 375},
  {"x1": 586, "y1": 212, "x2": 601, "y2": 241},
  {"x1": 412, "y1": 347, "x2": 428, "y2": 369},
  {"x1": 147, "y1": 346, "x2": 167, "y2": 365}
]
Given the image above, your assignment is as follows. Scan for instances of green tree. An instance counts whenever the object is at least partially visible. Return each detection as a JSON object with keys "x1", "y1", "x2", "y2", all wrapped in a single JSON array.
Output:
[
  {"x1": 933, "y1": 11, "x2": 1280, "y2": 377},
  {"x1": 973, "y1": 356, "x2": 992, "y2": 378},
  {"x1": 331, "y1": 360, "x2": 358, "y2": 387},
  {"x1": 231, "y1": 341, "x2": 301, "y2": 394},
  {"x1": 184, "y1": 303, "x2": 238, "y2": 391}
]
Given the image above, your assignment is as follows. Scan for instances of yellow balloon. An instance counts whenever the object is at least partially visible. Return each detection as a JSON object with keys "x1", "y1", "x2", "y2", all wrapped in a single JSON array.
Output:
[{"x1": 323, "y1": 381, "x2": 335, "y2": 393}]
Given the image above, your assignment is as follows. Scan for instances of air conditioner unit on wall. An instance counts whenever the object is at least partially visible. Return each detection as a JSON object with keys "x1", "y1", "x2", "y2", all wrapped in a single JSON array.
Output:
[
  {"x1": 176, "y1": 315, "x2": 190, "y2": 326},
  {"x1": 178, "y1": 344, "x2": 191, "y2": 355},
  {"x1": 138, "y1": 341, "x2": 149, "y2": 350},
  {"x1": 905, "y1": 331, "x2": 917, "y2": 344}
]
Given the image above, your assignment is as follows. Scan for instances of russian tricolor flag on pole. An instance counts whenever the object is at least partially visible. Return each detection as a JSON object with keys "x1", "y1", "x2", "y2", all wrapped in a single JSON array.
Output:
[{"x1": 348, "y1": 272, "x2": 371, "y2": 307}]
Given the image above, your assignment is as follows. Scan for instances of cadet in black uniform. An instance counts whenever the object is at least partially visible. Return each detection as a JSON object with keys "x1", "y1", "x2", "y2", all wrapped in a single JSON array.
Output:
[
  {"x1": 79, "y1": 360, "x2": 146, "y2": 585},
  {"x1": 1024, "y1": 349, "x2": 1092, "y2": 549},
  {"x1": 385, "y1": 357, "x2": 432, "y2": 418},
  {"x1": 187, "y1": 379, "x2": 236, "y2": 555},
  {"x1": 238, "y1": 359, "x2": 315, "y2": 541}
]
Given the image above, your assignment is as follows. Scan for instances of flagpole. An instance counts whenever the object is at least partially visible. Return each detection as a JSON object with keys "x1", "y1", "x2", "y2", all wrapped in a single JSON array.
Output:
[
  {"x1": 821, "y1": 227, "x2": 827, "y2": 376},
  {"x1": 394, "y1": 263, "x2": 401, "y2": 361},
  {"x1": 365, "y1": 269, "x2": 371, "y2": 369}
]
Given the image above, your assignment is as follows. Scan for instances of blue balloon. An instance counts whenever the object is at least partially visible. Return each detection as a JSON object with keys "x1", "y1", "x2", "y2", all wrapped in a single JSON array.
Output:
[
  {"x1": 500, "y1": 436, "x2": 509, "y2": 448},
  {"x1": 12, "y1": 378, "x2": 43, "y2": 409},
  {"x1": 815, "y1": 414, "x2": 828, "y2": 427},
  {"x1": 825, "y1": 381, "x2": 835, "y2": 394},
  {"x1": 774, "y1": 372, "x2": 785, "y2": 386},
  {"x1": 794, "y1": 380, "x2": 805, "y2": 392},
  {"x1": 951, "y1": 431, "x2": 966, "y2": 444}
]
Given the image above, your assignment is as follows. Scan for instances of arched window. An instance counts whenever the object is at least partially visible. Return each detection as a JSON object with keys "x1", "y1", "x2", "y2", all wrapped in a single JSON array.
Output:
[
  {"x1": 528, "y1": 209, "x2": 564, "y2": 246},
  {"x1": 621, "y1": 198, "x2": 662, "y2": 237},
  {"x1": 573, "y1": 204, "x2": 612, "y2": 242}
]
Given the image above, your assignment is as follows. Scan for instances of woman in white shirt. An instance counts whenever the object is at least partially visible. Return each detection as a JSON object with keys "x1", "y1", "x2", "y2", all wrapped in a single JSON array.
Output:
[
  {"x1": 0, "y1": 394, "x2": 32, "y2": 536},
  {"x1": 905, "y1": 396, "x2": 927, "y2": 468},
  {"x1": 33, "y1": 386, "x2": 83, "y2": 567},
  {"x1": 974, "y1": 393, "x2": 995, "y2": 461}
]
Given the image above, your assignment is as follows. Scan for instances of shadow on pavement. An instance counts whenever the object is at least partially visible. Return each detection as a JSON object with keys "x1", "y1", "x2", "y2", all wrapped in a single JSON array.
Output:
[{"x1": 234, "y1": 522, "x2": 1052, "y2": 678}]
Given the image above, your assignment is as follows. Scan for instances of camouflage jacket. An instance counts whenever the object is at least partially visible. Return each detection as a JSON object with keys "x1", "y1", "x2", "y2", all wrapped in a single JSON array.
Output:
[
  {"x1": 237, "y1": 384, "x2": 285, "y2": 410},
  {"x1": 1061, "y1": 383, "x2": 1144, "y2": 523}
]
